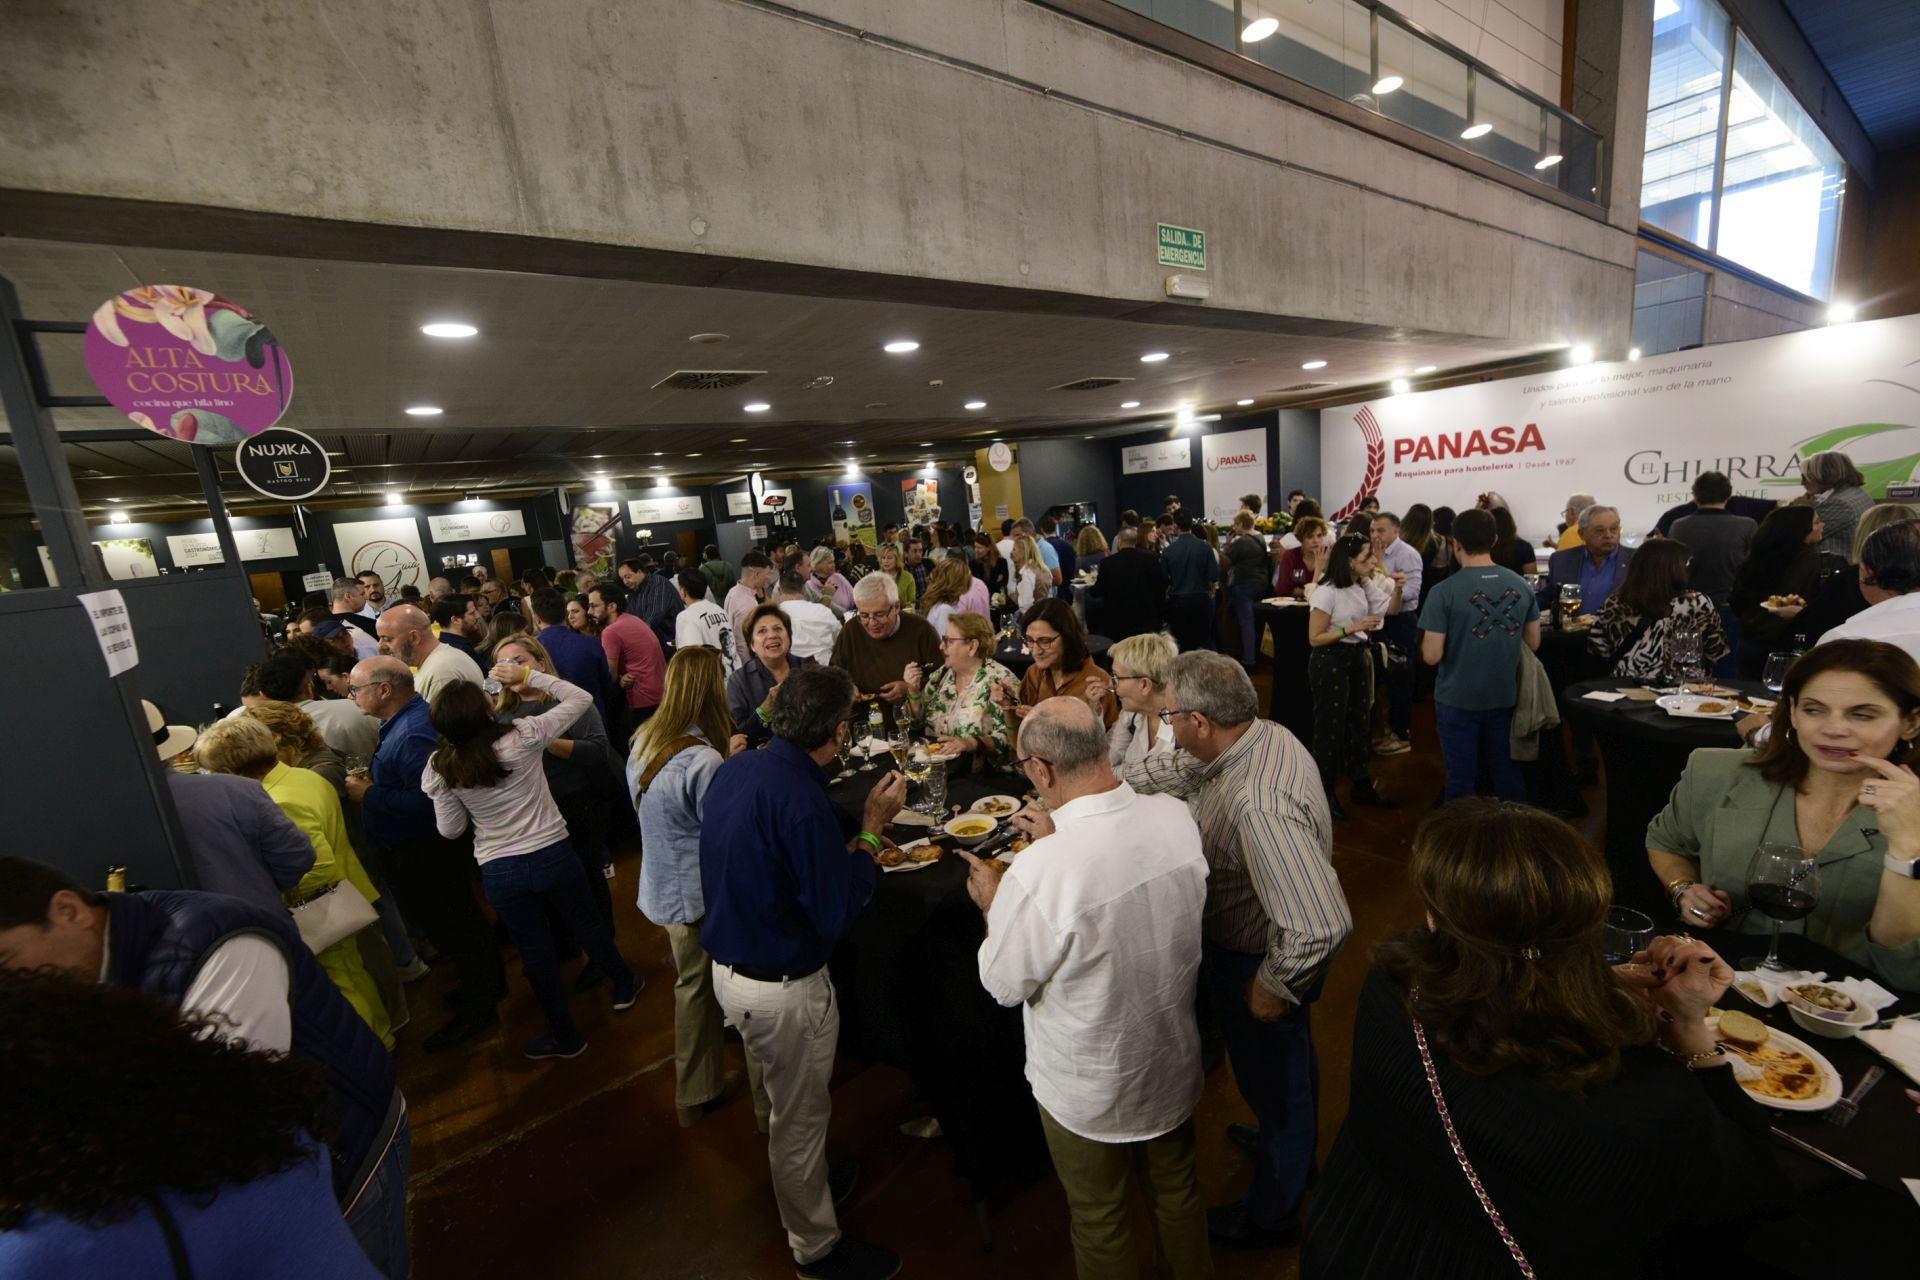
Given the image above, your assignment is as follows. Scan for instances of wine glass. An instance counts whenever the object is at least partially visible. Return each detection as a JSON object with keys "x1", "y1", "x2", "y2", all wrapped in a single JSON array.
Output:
[
  {"x1": 1761, "y1": 651, "x2": 1798, "y2": 697},
  {"x1": 1667, "y1": 631, "x2": 1704, "y2": 683},
  {"x1": 834, "y1": 724, "x2": 854, "y2": 777},
  {"x1": 1741, "y1": 842, "x2": 1820, "y2": 972},
  {"x1": 1601, "y1": 905, "x2": 1656, "y2": 965}
]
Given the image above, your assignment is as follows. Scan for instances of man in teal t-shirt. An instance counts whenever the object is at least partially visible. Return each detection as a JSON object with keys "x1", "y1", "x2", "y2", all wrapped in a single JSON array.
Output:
[{"x1": 1417, "y1": 508, "x2": 1541, "y2": 801}]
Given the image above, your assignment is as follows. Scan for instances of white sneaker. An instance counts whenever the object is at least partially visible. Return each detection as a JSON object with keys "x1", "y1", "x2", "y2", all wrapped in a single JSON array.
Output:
[
  {"x1": 399, "y1": 957, "x2": 431, "y2": 983},
  {"x1": 1374, "y1": 735, "x2": 1411, "y2": 756}
]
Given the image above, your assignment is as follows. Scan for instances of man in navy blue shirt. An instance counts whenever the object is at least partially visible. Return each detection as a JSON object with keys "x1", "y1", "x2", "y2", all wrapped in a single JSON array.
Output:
[
  {"x1": 701, "y1": 665, "x2": 906, "y2": 1280},
  {"x1": 430, "y1": 594, "x2": 486, "y2": 664},
  {"x1": 343, "y1": 657, "x2": 505, "y2": 1052},
  {"x1": 529, "y1": 587, "x2": 618, "y2": 738},
  {"x1": 1162, "y1": 510, "x2": 1221, "y2": 652}
]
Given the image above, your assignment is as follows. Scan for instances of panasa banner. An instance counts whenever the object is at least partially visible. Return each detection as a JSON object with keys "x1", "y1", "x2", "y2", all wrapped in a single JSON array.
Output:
[
  {"x1": 1319, "y1": 313, "x2": 1920, "y2": 542},
  {"x1": 1200, "y1": 427, "x2": 1267, "y2": 525}
]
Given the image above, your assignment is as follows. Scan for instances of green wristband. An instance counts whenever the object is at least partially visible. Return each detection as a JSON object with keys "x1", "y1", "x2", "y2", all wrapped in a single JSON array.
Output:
[{"x1": 856, "y1": 831, "x2": 883, "y2": 852}]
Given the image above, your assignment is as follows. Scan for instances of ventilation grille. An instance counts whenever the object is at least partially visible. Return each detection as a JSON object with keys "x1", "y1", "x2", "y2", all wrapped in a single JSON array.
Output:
[
  {"x1": 1267, "y1": 381, "x2": 1334, "y2": 393},
  {"x1": 651, "y1": 370, "x2": 765, "y2": 391},
  {"x1": 1050, "y1": 376, "x2": 1134, "y2": 392}
]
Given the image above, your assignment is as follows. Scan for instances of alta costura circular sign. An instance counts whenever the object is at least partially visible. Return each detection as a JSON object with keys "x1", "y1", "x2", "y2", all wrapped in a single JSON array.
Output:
[{"x1": 85, "y1": 285, "x2": 294, "y2": 445}]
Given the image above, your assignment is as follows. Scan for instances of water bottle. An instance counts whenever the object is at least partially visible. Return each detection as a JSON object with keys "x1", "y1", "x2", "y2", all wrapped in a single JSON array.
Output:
[{"x1": 483, "y1": 678, "x2": 503, "y2": 696}]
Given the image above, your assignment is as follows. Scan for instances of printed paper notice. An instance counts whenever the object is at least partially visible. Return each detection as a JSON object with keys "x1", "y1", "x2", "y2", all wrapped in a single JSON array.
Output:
[{"x1": 78, "y1": 589, "x2": 138, "y2": 677}]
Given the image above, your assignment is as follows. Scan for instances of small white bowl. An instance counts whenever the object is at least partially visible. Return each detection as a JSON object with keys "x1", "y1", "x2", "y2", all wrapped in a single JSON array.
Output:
[
  {"x1": 1783, "y1": 986, "x2": 1875, "y2": 1040},
  {"x1": 943, "y1": 814, "x2": 998, "y2": 846}
]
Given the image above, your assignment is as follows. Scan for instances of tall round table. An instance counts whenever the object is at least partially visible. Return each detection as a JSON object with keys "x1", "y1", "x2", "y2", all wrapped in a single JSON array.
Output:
[{"x1": 1253, "y1": 599, "x2": 1313, "y2": 744}]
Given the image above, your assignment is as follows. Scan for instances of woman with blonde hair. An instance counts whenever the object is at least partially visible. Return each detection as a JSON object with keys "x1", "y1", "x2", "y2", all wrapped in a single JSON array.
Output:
[
  {"x1": 194, "y1": 716, "x2": 392, "y2": 1047},
  {"x1": 492, "y1": 633, "x2": 621, "y2": 970},
  {"x1": 1090, "y1": 632, "x2": 1178, "y2": 766},
  {"x1": 1075, "y1": 524, "x2": 1109, "y2": 574},
  {"x1": 919, "y1": 556, "x2": 977, "y2": 638},
  {"x1": 629, "y1": 647, "x2": 761, "y2": 1127},
  {"x1": 876, "y1": 542, "x2": 917, "y2": 607},
  {"x1": 1009, "y1": 534, "x2": 1047, "y2": 610}
]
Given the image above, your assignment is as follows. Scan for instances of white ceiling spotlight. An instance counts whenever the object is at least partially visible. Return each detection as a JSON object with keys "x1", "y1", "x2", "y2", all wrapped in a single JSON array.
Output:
[
  {"x1": 655, "y1": 475, "x2": 669, "y2": 488},
  {"x1": 1390, "y1": 378, "x2": 1412, "y2": 395},
  {"x1": 1827, "y1": 302, "x2": 1858, "y2": 325},
  {"x1": 845, "y1": 463, "x2": 861, "y2": 478},
  {"x1": 1241, "y1": 17, "x2": 1279, "y2": 42},
  {"x1": 1460, "y1": 122, "x2": 1493, "y2": 140},
  {"x1": 1120, "y1": 400, "x2": 1141, "y2": 409},
  {"x1": 1628, "y1": 347, "x2": 1643, "y2": 361},
  {"x1": 1237, "y1": 399, "x2": 1255, "y2": 406},
  {"x1": 385, "y1": 491, "x2": 402, "y2": 505},
  {"x1": 882, "y1": 339, "x2": 920, "y2": 354},
  {"x1": 1414, "y1": 365, "x2": 1438, "y2": 374},
  {"x1": 404, "y1": 405, "x2": 443, "y2": 417},
  {"x1": 420, "y1": 322, "x2": 478, "y2": 339},
  {"x1": 109, "y1": 509, "x2": 131, "y2": 526},
  {"x1": 1372, "y1": 74, "x2": 1404, "y2": 95},
  {"x1": 964, "y1": 400, "x2": 987, "y2": 411},
  {"x1": 1533, "y1": 153, "x2": 1564, "y2": 170},
  {"x1": 1139, "y1": 351, "x2": 1171, "y2": 363},
  {"x1": 1569, "y1": 344, "x2": 1595, "y2": 365},
  {"x1": 1302, "y1": 359, "x2": 1328, "y2": 371},
  {"x1": 743, "y1": 402, "x2": 771, "y2": 413}
]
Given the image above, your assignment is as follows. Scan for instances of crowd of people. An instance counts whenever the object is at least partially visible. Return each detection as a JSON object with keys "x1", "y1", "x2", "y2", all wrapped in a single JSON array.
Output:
[{"x1": 5, "y1": 452, "x2": 1920, "y2": 1279}]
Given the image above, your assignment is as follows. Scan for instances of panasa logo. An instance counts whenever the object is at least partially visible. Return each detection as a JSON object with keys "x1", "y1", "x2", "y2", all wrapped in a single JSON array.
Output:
[
  {"x1": 1393, "y1": 423, "x2": 1545, "y2": 464},
  {"x1": 1204, "y1": 452, "x2": 1259, "y2": 471}
]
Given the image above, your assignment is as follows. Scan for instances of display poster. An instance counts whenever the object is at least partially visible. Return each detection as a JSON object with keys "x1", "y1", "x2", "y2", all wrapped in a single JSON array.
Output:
[
  {"x1": 84, "y1": 285, "x2": 293, "y2": 444},
  {"x1": 570, "y1": 504, "x2": 621, "y2": 576},
  {"x1": 428, "y1": 510, "x2": 527, "y2": 543},
  {"x1": 900, "y1": 478, "x2": 940, "y2": 527},
  {"x1": 726, "y1": 491, "x2": 754, "y2": 517},
  {"x1": 333, "y1": 517, "x2": 427, "y2": 593},
  {"x1": 165, "y1": 532, "x2": 226, "y2": 567},
  {"x1": 830, "y1": 482, "x2": 876, "y2": 546},
  {"x1": 1200, "y1": 427, "x2": 1267, "y2": 525},
  {"x1": 1318, "y1": 314, "x2": 1920, "y2": 540},
  {"x1": 238, "y1": 527, "x2": 298, "y2": 561},
  {"x1": 1122, "y1": 437, "x2": 1191, "y2": 474},
  {"x1": 627, "y1": 494, "x2": 705, "y2": 526},
  {"x1": 95, "y1": 538, "x2": 159, "y2": 580}
]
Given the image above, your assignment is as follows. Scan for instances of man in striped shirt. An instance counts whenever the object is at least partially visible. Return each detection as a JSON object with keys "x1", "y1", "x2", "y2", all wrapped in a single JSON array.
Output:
[{"x1": 1127, "y1": 651, "x2": 1351, "y2": 1250}]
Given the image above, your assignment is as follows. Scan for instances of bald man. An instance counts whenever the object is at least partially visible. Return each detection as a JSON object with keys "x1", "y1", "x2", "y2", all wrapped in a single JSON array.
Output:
[
  {"x1": 375, "y1": 603, "x2": 485, "y2": 706},
  {"x1": 343, "y1": 656, "x2": 506, "y2": 1051}
]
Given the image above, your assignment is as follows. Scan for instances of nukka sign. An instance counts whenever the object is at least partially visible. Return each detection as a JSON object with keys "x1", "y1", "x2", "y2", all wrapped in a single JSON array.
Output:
[{"x1": 234, "y1": 428, "x2": 330, "y2": 501}]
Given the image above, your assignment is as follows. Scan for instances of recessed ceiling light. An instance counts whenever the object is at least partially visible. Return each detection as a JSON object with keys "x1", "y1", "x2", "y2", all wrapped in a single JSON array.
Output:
[
  {"x1": 1415, "y1": 365, "x2": 1438, "y2": 374},
  {"x1": 1302, "y1": 359, "x2": 1328, "y2": 370},
  {"x1": 420, "y1": 322, "x2": 478, "y2": 339},
  {"x1": 652, "y1": 464, "x2": 664, "y2": 470},
  {"x1": 1121, "y1": 400, "x2": 1141, "y2": 409},
  {"x1": 1139, "y1": 351, "x2": 1170, "y2": 363},
  {"x1": 404, "y1": 405, "x2": 443, "y2": 417},
  {"x1": 845, "y1": 464, "x2": 860, "y2": 477},
  {"x1": 918, "y1": 441, "x2": 933, "y2": 447},
  {"x1": 688, "y1": 332, "x2": 728, "y2": 344},
  {"x1": 594, "y1": 472, "x2": 607, "y2": 484},
  {"x1": 744, "y1": 402, "x2": 771, "y2": 413},
  {"x1": 1237, "y1": 399, "x2": 1255, "y2": 406},
  {"x1": 1372, "y1": 75, "x2": 1403, "y2": 95},
  {"x1": 385, "y1": 491, "x2": 402, "y2": 505},
  {"x1": 1242, "y1": 17, "x2": 1279, "y2": 42},
  {"x1": 653, "y1": 452, "x2": 665, "y2": 457},
  {"x1": 731, "y1": 437, "x2": 748, "y2": 443},
  {"x1": 1534, "y1": 153, "x2": 1564, "y2": 170},
  {"x1": 655, "y1": 475, "x2": 669, "y2": 488},
  {"x1": 1628, "y1": 347, "x2": 1643, "y2": 361},
  {"x1": 883, "y1": 340, "x2": 920, "y2": 354},
  {"x1": 685, "y1": 452, "x2": 702, "y2": 457},
  {"x1": 109, "y1": 510, "x2": 130, "y2": 525},
  {"x1": 1827, "y1": 302, "x2": 1857, "y2": 324},
  {"x1": 1390, "y1": 378, "x2": 1411, "y2": 395},
  {"x1": 964, "y1": 400, "x2": 987, "y2": 410},
  {"x1": 1569, "y1": 344, "x2": 1595, "y2": 364},
  {"x1": 1460, "y1": 123, "x2": 1492, "y2": 140}
]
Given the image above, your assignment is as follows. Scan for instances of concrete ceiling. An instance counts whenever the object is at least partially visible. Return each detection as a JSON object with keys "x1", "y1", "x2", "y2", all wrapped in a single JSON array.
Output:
[{"x1": 0, "y1": 237, "x2": 1568, "y2": 515}]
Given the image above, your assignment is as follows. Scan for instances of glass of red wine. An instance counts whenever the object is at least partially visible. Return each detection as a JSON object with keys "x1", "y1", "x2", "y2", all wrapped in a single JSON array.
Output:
[{"x1": 1741, "y1": 842, "x2": 1820, "y2": 972}]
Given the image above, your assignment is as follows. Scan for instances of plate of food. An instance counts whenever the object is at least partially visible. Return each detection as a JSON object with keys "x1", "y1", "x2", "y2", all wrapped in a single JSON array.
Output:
[
  {"x1": 1760, "y1": 594, "x2": 1806, "y2": 616},
  {"x1": 1709, "y1": 1009, "x2": 1843, "y2": 1111},
  {"x1": 970, "y1": 795, "x2": 1022, "y2": 819},
  {"x1": 1655, "y1": 693, "x2": 1741, "y2": 719},
  {"x1": 880, "y1": 837, "x2": 949, "y2": 873},
  {"x1": 944, "y1": 814, "x2": 998, "y2": 845}
]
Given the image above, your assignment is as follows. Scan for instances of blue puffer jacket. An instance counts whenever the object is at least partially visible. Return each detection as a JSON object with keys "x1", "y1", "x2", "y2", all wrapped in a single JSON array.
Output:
[{"x1": 105, "y1": 890, "x2": 399, "y2": 1206}]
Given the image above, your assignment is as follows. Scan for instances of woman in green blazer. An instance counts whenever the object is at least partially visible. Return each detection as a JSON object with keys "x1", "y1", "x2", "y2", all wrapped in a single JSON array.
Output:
[{"x1": 1646, "y1": 638, "x2": 1920, "y2": 992}]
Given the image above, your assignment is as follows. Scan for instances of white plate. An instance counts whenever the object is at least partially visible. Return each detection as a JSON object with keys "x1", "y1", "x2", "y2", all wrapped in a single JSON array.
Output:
[
  {"x1": 970, "y1": 795, "x2": 1022, "y2": 819},
  {"x1": 1709, "y1": 1016, "x2": 1845, "y2": 1112},
  {"x1": 882, "y1": 838, "x2": 943, "y2": 874},
  {"x1": 1655, "y1": 693, "x2": 1741, "y2": 719}
]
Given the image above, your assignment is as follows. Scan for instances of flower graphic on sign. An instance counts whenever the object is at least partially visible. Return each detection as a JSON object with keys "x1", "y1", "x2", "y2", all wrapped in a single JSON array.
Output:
[{"x1": 84, "y1": 284, "x2": 293, "y2": 445}]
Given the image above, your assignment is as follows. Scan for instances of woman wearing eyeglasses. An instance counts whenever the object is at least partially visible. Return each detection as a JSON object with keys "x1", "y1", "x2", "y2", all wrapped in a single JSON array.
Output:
[
  {"x1": 1095, "y1": 632, "x2": 1178, "y2": 766},
  {"x1": 1308, "y1": 534, "x2": 1400, "y2": 817},
  {"x1": 903, "y1": 611, "x2": 1017, "y2": 766},
  {"x1": 993, "y1": 598, "x2": 1119, "y2": 731}
]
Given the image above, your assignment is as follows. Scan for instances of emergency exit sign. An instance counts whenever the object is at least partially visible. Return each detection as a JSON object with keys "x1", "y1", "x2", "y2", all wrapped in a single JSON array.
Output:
[{"x1": 1156, "y1": 223, "x2": 1207, "y2": 271}]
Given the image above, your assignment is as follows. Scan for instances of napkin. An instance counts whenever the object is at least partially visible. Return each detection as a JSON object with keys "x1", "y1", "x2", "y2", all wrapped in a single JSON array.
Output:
[
  {"x1": 1729, "y1": 968, "x2": 1826, "y2": 1008},
  {"x1": 1834, "y1": 975, "x2": 1899, "y2": 1013},
  {"x1": 1581, "y1": 690, "x2": 1627, "y2": 703},
  {"x1": 857, "y1": 736, "x2": 895, "y2": 755},
  {"x1": 1905, "y1": 1178, "x2": 1920, "y2": 1212},
  {"x1": 1859, "y1": 1017, "x2": 1920, "y2": 1086},
  {"x1": 889, "y1": 809, "x2": 936, "y2": 828}
]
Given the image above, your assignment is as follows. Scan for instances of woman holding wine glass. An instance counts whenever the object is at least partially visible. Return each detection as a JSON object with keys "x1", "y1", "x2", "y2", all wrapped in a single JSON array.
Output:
[{"x1": 1646, "y1": 638, "x2": 1920, "y2": 990}]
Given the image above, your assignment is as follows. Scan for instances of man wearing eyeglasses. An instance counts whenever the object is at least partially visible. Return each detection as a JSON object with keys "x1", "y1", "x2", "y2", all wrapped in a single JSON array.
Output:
[
  {"x1": 342, "y1": 657, "x2": 506, "y2": 1053},
  {"x1": 828, "y1": 573, "x2": 942, "y2": 735}
]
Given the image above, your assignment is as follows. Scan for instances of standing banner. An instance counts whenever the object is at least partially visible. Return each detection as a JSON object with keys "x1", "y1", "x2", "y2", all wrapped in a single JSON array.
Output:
[
  {"x1": 1319, "y1": 314, "x2": 1920, "y2": 541},
  {"x1": 831, "y1": 482, "x2": 877, "y2": 546},
  {"x1": 333, "y1": 517, "x2": 427, "y2": 594},
  {"x1": 570, "y1": 504, "x2": 621, "y2": 576},
  {"x1": 1200, "y1": 427, "x2": 1267, "y2": 525},
  {"x1": 627, "y1": 494, "x2": 705, "y2": 526},
  {"x1": 1121, "y1": 438, "x2": 1191, "y2": 474},
  {"x1": 900, "y1": 477, "x2": 940, "y2": 526}
]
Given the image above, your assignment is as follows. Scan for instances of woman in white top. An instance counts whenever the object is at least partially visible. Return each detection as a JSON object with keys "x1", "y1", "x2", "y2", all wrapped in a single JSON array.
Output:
[
  {"x1": 424, "y1": 667, "x2": 641, "y2": 1060},
  {"x1": 1306, "y1": 533, "x2": 1402, "y2": 816},
  {"x1": 1095, "y1": 632, "x2": 1178, "y2": 767},
  {"x1": 1009, "y1": 534, "x2": 1047, "y2": 610}
]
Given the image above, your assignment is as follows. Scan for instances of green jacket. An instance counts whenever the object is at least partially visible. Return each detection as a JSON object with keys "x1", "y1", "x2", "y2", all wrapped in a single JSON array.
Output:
[{"x1": 1646, "y1": 747, "x2": 1920, "y2": 991}]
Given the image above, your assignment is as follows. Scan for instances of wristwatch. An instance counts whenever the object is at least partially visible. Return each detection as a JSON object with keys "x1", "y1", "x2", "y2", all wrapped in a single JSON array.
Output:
[{"x1": 1885, "y1": 852, "x2": 1920, "y2": 879}]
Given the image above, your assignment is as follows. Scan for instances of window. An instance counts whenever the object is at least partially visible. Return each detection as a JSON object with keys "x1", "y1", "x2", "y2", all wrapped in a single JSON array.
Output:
[
  {"x1": 1631, "y1": 250, "x2": 1709, "y2": 357},
  {"x1": 1638, "y1": 0, "x2": 1846, "y2": 299}
]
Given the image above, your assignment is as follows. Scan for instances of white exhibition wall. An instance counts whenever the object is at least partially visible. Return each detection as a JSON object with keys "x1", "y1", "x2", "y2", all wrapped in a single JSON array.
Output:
[{"x1": 1318, "y1": 313, "x2": 1920, "y2": 543}]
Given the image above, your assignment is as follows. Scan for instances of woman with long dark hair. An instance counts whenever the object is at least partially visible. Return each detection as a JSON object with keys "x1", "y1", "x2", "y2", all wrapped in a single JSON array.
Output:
[
  {"x1": 1306, "y1": 533, "x2": 1399, "y2": 816},
  {"x1": 1586, "y1": 539, "x2": 1728, "y2": 680},
  {"x1": 1488, "y1": 505, "x2": 1536, "y2": 576},
  {"x1": 423, "y1": 669, "x2": 640, "y2": 1059},
  {"x1": 1425, "y1": 505, "x2": 1459, "y2": 589},
  {"x1": 1727, "y1": 504, "x2": 1842, "y2": 677},
  {"x1": 971, "y1": 531, "x2": 1009, "y2": 597},
  {"x1": 0, "y1": 970, "x2": 379, "y2": 1278},
  {"x1": 1304, "y1": 801, "x2": 1783, "y2": 1277}
]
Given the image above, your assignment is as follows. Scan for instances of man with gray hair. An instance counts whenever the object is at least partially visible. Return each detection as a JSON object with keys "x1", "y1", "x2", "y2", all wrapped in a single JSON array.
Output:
[
  {"x1": 1543, "y1": 503, "x2": 1630, "y2": 615},
  {"x1": 961, "y1": 698, "x2": 1212, "y2": 1277},
  {"x1": 829, "y1": 571, "x2": 942, "y2": 734},
  {"x1": 330, "y1": 577, "x2": 381, "y2": 658},
  {"x1": 700, "y1": 665, "x2": 906, "y2": 1280},
  {"x1": 1556, "y1": 491, "x2": 1598, "y2": 550},
  {"x1": 1130, "y1": 651, "x2": 1347, "y2": 1250}
]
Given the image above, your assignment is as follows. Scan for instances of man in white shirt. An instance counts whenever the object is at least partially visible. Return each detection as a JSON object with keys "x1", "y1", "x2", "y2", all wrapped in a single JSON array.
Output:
[
  {"x1": 376, "y1": 603, "x2": 486, "y2": 705},
  {"x1": 776, "y1": 569, "x2": 843, "y2": 664},
  {"x1": 674, "y1": 568, "x2": 741, "y2": 676},
  {"x1": 356, "y1": 571, "x2": 389, "y2": 619},
  {"x1": 961, "y1": 698, "x2": 1212, "y2": 1278},
  {"x1": 331, "y1": 578, "x2": 382, "y2": 654},
  {"x1": 1369, "y1": 511, "x2": 1424, "y2": 755}
]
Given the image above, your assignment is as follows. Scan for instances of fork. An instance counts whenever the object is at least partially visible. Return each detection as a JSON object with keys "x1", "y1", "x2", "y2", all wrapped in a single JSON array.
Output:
[{"x1": 1826, "y1": 1065, "x2": 1884, "y2": 1128}]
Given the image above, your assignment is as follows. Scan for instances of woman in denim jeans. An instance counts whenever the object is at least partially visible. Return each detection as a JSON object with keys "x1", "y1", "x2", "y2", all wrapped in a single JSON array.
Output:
[{"x1": 422, "y1": 669, "x2": 641, "y2": 1060}]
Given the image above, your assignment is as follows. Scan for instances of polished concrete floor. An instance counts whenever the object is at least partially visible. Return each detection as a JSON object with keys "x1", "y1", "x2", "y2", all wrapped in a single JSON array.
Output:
[{"x1": 397, "y1": 670, "x2": 1600, "y2": 1278}]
